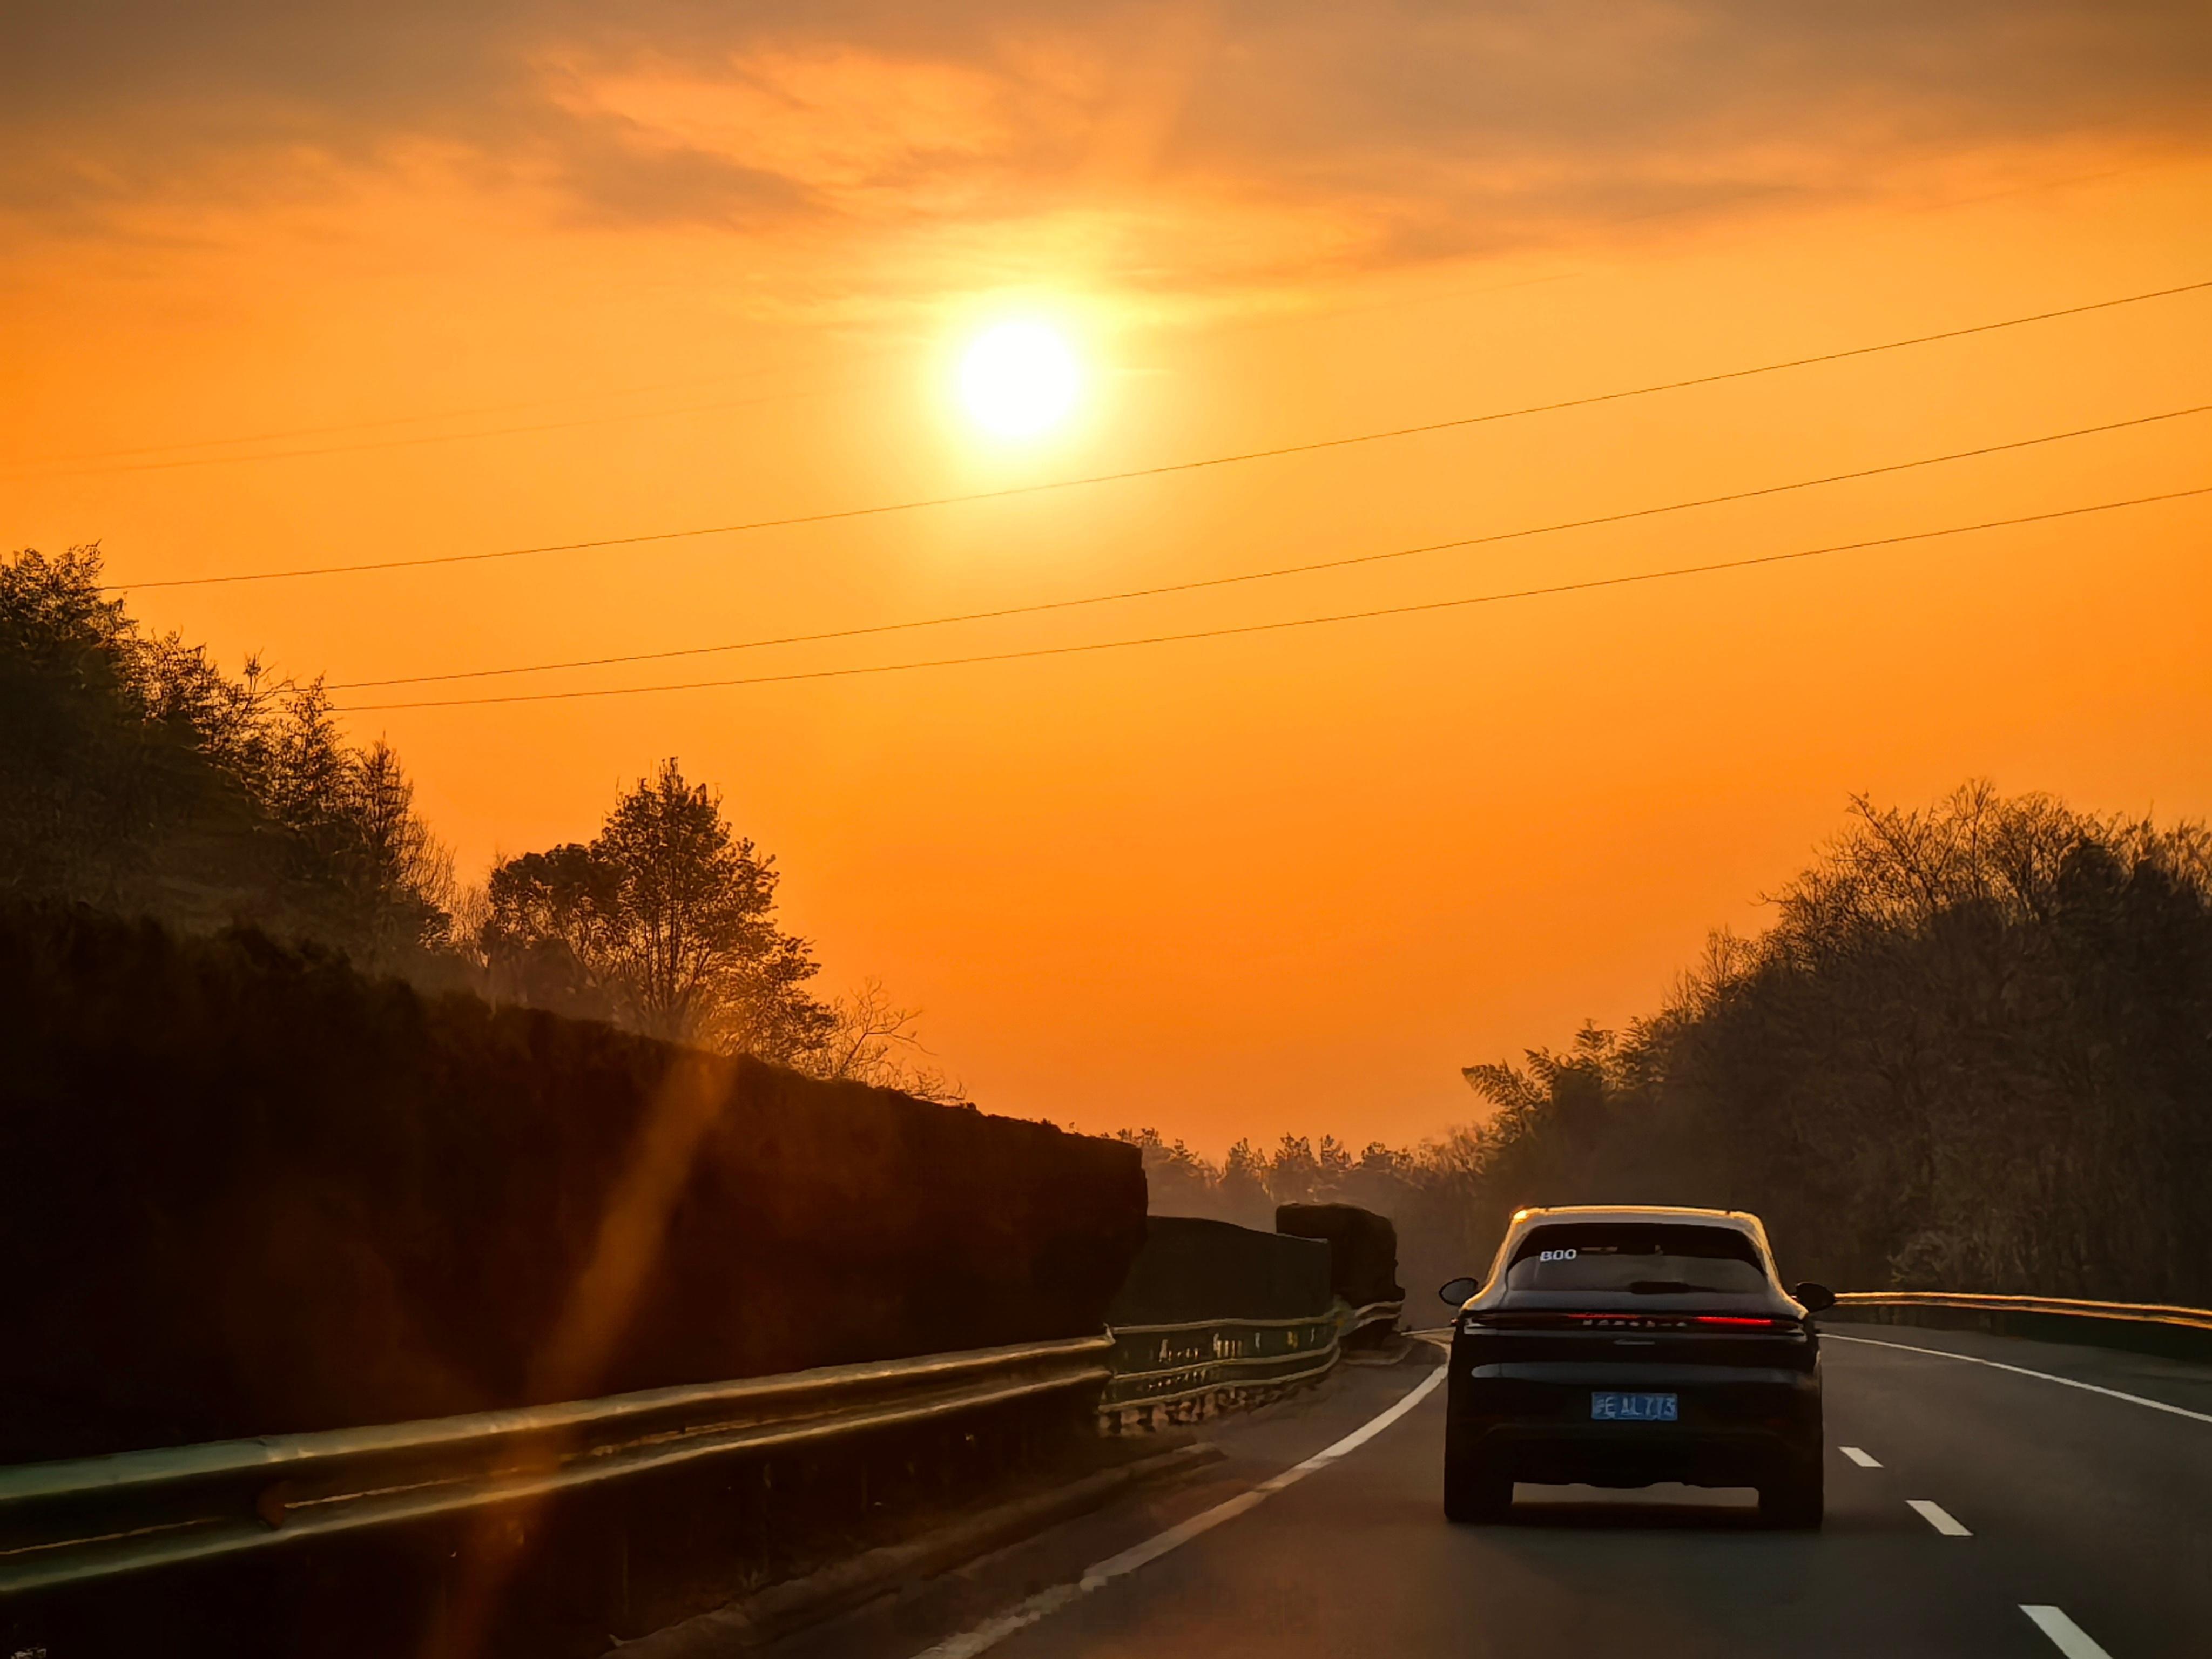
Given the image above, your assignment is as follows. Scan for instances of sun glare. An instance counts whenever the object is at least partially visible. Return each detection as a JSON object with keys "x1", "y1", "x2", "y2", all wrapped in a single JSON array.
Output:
[{"x1": 957, "y1": 320, "x2": 1082, "y2": 439}]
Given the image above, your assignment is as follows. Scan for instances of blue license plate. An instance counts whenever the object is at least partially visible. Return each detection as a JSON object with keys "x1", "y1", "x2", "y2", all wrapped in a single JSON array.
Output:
[{"x1": 1591, "y1": 1391, "x2": 1678, "y2": 1422}]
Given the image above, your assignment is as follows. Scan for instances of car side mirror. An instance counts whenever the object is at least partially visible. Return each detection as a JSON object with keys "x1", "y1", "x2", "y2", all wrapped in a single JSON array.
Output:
[
  {"x1": 1793, "y1": 1281, "x2": 1836, "y2": 1314},
  {"x1": 1439, "y1": 1276, "x2": 1480, "y2": 1306}
]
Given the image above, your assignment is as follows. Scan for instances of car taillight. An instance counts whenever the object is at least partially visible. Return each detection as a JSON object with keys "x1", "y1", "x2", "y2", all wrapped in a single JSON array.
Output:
[
  {"x1": 1485, "y1": 1312, "x2": 1802, "y2": 1331},
  {"x1": 1690, "y1": 1315, "x2": 1799, "y2": 1330},
  {"x1": 1460, "y1": 1311, "x2": 1805, "y2": 1333}
]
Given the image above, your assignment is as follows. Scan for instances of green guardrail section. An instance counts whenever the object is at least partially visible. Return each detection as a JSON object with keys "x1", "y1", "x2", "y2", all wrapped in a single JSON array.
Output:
[{"x1": 1098, "y1": 1297, "x2": 1404, "y2": 1422}]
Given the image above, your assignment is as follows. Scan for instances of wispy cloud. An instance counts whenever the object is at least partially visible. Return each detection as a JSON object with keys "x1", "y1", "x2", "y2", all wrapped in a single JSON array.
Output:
[{"x1": 5, "y1": 1, "x2": 2208, "y2": 296}]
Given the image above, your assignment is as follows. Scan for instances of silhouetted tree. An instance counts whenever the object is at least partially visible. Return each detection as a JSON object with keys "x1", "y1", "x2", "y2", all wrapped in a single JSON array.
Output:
[
  {"x1": 1114, "y1": 1128, "x2": 1221, "y2": 1215},
  {"x1": 1115, "y1": 785, "x2": 2212, "y2": 1306},
  {"x1": 482, "y1": 758, "x2": 834, "y2": 1062},
  {"x1": 0, "y1": 544, "x2": 455, "y2": 970},
  {"x1": 810, "y1": 977, "x2": 967, "y2": 1102}
]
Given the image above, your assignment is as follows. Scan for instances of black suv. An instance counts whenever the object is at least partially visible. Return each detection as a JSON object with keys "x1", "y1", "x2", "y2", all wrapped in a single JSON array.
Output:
[{"x1": 1439, "y1": 1205, "x2": 1833, "y2": 1528}]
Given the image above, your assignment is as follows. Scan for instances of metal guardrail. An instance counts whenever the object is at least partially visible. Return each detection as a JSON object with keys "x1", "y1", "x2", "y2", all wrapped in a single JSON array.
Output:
[
  {"x1": 1101, "y1": 1312, "x2": 1341, "y2": 1414},
  {"x1": 1098, "y1": 1297, "x2": 1404, "y2": 1425},
  {"x1": 0, "y1": 1336, "x2": 1110, "y2": 1597},
  {"x1": 0, "y1": 1294, "x2": 1417, "y2": 1593},
  {"x1": 1830, "y1": 1291, "x2": 2212, "y2": 1361},
  {"x1": 1833, "y1": 1291, "x2": 2212, "y2": 1330},
  {"x1": 1341, "y1": 1298, "x2": 1407, "y2": 1339}
]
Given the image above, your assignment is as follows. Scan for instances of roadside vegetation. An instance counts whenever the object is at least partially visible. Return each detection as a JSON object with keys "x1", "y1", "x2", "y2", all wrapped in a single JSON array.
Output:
[
  {"x1": 11, "y1": 547, "x2": 2208, "y2": 1306},
  {"x1": 1123, "y1": 785, "x2": 2212, "y2": 1306},
  {"x1": 0, "y1": 544, "x2": 956, "y2": 1096},
  {"x1": 0, "y1": 899, "x2": 1139, "y2": 1459},
  {"x1": 1, "y1": 544, "x2": 457, "y2": 975}
]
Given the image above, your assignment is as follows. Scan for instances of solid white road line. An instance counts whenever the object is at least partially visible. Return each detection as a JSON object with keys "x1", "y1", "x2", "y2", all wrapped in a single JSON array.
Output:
[
  {"x1": 1828, "y1": 1332, "x2": 2212, "y2": 1425},
  {"x1": 1906, "y1": 1498, "x2": 1972, "y2": 1536},
  {"x1": 909, "y1": 1364, "x2": 1448, "y2": 1659},
  {"x1": 2021, "y1": 1604, "x2": 2115, "y2": 1658},
  {"x1": 1838, "y1": 1446, "x2": 1882, "y2": 1468}
]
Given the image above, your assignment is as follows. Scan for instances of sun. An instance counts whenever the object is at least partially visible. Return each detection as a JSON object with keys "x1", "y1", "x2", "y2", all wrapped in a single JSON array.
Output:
[{"x1": 957, "y1": 320, "x2": 1082, "y2": 439}]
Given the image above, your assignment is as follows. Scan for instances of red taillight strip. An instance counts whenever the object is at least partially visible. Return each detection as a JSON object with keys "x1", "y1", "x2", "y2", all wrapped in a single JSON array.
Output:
[
  {"x1": 1476, "y1": 1313, "x2": 1798, "y2": 1328},
  {"x1": 1462, "y1": 1311, "x2": 1801, "y2": 1332},
  {"x1": 1692, "y1": 1315, "x2": 1795, "y2": 1328}
]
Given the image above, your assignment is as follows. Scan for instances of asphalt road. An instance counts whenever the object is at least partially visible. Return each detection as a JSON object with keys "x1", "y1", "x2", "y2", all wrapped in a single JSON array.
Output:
[{"x1": 771, "y1": 1323, "x2": 2212, "y2": 1659}]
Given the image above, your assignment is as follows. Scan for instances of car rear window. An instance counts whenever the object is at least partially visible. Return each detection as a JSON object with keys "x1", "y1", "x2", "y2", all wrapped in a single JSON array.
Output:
[{"x1": 1505, "y1": 1223, "x2": 1768, "y2": 1294}]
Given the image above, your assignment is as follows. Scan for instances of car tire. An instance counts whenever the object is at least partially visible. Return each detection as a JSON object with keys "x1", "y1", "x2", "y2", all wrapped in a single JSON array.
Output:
[
  {"x1": 1758, "y1": 1454, "x2": 1824, "y2": 1530},
  {"x1": 1443, "y1": 1448, "x2": 1514, "y2": 1523}
]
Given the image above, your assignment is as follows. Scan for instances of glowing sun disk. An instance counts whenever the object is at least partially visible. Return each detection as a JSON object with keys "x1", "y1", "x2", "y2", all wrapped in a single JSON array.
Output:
[{"x1": 958, "y1": 321, "x2": 1081, "y2": 438}]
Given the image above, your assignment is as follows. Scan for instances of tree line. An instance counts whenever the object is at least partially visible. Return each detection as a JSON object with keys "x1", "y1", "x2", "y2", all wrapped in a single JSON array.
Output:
[
  {"x1": 2, "y1": 545, "x2": 455, "y2": 970},
  {"x1": 15, "y1": 545, "x2": 2207, "y2": 1297},
  {"x1": 1, "y1": 545, "x2": 956, "y2": 1096},
  {"x1": 1121, "y1": 784, "x2": 2212, "y2": 1305}
]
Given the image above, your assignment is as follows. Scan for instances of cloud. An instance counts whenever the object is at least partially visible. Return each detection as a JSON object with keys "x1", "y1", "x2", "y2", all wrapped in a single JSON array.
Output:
[{"x1": 4, "y1": 1, "x2": 2208, "y2": 291}]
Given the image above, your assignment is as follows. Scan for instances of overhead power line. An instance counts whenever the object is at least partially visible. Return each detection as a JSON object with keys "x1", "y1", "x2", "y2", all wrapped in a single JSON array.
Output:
[
  {"x1": 324, "y1": 401, "x2": 2212, "y2": 689},
  {"x1": 335, "y1": 483, "x2": 2212, "y2": 712},
  {"x1": 117, "y1": 275, "x2": 2212, "y2": 592}
]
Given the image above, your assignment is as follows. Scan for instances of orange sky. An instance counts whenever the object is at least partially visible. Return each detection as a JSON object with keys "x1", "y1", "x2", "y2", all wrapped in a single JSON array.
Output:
[{"x1": 5, "y1": 3, "x2": 2210, "y2": 1153}]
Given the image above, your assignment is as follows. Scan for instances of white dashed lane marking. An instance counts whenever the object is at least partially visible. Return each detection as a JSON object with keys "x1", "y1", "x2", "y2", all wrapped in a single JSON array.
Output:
[
  {"x1": 1838, "y1": 1446, "x2": 1881, "y2": 1467},
  {"x1": 1907, "y1": 1499, "x2": 1972, "y2": 1536},
  {"x1": 2021, "y1": 1604, "x2": 2114, "y2": 1658}
]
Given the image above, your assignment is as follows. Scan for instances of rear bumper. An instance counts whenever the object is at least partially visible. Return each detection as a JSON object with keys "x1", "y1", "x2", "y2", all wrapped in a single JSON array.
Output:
[{"x1": 1448, "y1": 1361, "x2": 1820, "y2": 1488}]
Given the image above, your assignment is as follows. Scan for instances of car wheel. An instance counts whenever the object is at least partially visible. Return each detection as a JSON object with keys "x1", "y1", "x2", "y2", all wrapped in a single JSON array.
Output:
[
  {"x1": 1758, "y1": 1454, "x2": 1824, "y2": 1530},
  {"x1": 1443, "y1": 1450, "x2": 1514, "y2": 1523}
]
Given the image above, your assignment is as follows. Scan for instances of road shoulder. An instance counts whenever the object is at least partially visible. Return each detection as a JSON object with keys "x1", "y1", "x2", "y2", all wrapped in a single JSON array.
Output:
[
  {"x1": 1822, "y1": 1320, "x2": 2212, "y2": 1419},
  {"x1": 750, "y1": 1345, "x2": 1445, "y2": 1659}
]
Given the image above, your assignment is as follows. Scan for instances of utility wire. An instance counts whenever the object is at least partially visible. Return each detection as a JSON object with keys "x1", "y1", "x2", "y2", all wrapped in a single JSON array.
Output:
[
  {"x1": 328, "y1": 401, "x2": 2212, "y2": 689},
  {"x1": 336, "y1": 483, "x2": 2212, "y2": 712},
  {"x1": 118, "y1": 276, "x2": 2212, "y2": 592}
]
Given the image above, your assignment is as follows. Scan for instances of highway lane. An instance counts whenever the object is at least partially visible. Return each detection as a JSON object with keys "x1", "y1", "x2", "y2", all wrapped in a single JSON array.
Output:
[
  {"x1": 1812, "y1": 1326, "x2": 2212, "y2": 1657},
  {"x1": 771, "y1": 1324, "x2": 2212, "y2": 1659}
]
